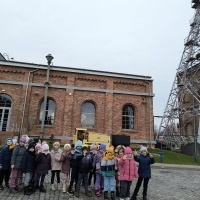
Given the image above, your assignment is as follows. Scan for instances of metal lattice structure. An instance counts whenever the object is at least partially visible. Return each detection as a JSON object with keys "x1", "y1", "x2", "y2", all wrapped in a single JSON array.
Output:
[{"x1": 158, "y1": 1, "x2": 200, "y2": 148}]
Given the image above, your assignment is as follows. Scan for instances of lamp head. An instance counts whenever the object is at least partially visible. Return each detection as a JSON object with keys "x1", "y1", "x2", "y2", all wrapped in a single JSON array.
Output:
[{"x1": 46, "y1": 54, "x2": 54, "y2": 64}]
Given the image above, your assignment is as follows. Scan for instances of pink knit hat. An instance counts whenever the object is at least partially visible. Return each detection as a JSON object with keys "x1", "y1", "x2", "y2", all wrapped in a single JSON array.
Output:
[
  {"x1": 125, "y1": 147, "x2": 132, "y2": 154},
  {"x1": 42, "y1": 144, "x2": 49, "y2": 152}
]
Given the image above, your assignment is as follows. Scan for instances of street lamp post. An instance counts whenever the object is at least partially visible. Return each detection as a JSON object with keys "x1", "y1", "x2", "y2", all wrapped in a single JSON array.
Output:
[{"x1": 40, "y1": 54, "x2": 54, "y2": 140}]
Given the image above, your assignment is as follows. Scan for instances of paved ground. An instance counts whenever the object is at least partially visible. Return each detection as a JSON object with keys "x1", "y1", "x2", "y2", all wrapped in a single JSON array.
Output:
[{"x1": 0, "y1": 164, "x2": 200, "y2": 200}]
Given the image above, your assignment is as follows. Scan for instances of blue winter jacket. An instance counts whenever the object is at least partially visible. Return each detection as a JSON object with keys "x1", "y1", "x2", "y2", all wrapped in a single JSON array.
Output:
[
  {"x1": 134, "y1": 154, "x2": 155, "y2": 178},
  {"x1": 0, "y1": 146, "x2": 13, "y2": 170}
]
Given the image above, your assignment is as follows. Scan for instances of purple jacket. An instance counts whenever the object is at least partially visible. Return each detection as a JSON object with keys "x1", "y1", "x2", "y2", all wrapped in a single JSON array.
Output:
[{"x1": 118, "y1": 158, "x2": 138, "y2": 181}]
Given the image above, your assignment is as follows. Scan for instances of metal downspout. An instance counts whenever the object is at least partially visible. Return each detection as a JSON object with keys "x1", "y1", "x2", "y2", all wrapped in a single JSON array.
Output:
[{"x1": 19, "y1": 69, "x2": 38, "y2": 138}]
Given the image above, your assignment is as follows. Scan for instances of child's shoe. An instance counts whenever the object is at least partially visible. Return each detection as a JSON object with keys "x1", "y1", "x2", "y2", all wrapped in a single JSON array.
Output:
[
  {"x1": 9, "y1": 187, "x2": 18, "y2": 193},
  {"x1": 104, "y1": 191, "x2": 109, "y2": 200},
  {"x1": 75, "y1": 191, "x2": 80, "y2": 197},
  {"x1": 51, "y1": 184, "x2": 55, "y2": 191},
  {"x1": 67, "y1": 187, "x2": 74, "y2": 196},
  {"x1": 95, "y1": 189, "x2": 101, "y2": 197},
  {"x1": 40, "y1": 186, "x2": 46, "y2": 193},
  {"x1": 85, "y1": 191, "x2": 92, "y2": 197}
]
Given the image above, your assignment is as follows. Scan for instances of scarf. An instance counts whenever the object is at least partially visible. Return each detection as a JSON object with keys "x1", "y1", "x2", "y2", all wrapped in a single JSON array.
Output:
[{"x1": 103, "y1": 152, "x2": 115, "y2": 161}]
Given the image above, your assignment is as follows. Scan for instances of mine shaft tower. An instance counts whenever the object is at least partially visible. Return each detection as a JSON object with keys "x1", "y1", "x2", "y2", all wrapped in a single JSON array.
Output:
[{"x1": 158, "y1": 1, "x2": 200, "y2": 149}]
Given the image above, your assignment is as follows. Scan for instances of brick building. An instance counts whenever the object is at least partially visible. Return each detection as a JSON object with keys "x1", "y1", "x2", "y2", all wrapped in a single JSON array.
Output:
[{"x1": 0, "y1": 54, "x2": 154, "y2": 146}]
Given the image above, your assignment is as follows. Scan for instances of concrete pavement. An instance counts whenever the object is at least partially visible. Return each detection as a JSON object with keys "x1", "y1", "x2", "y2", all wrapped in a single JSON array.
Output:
[{"x1": 0, "y1": 164, "x2": 200, "y2": 200}]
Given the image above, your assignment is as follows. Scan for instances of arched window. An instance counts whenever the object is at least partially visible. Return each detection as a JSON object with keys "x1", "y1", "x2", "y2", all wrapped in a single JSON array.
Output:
[
  {"x1": 39, "y1": 98, "x2": 55, "y2": 125},
  {"x1": 0, "y1": 94, "x2": 12, "y2": 131},
  {"x1": 122, "y1": 105, "x2": 134, "y2": 129},
  {"x1": 81, "y1": 102, "x2": 95, "y2": 128}
]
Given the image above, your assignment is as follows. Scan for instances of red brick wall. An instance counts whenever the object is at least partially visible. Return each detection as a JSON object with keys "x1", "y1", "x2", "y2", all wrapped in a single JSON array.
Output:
[{"x1": 0, "y1": 63, "x2": 154, "y2": 146}]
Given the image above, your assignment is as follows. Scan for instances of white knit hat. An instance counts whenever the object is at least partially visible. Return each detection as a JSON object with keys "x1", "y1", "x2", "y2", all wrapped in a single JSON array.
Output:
[
  {"x1": 140, "y1": 146, "x2": 148, "y2": 152},
  {"x1": 64, "y1": 144, "x2": 71, "y2": 150}
]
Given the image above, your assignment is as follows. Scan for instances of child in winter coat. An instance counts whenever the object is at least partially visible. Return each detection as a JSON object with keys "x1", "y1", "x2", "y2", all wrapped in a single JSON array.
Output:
[
  {"x1": 75, "y1": 146, "x2": 93, "y2": 198},
  {"x1": 21, "y1": 142, "x2": 36, "y2": 195},
  {"x1": 68, "y1": 140, "x2": 82, "y2": 195},
  {"x1": 0, "y1": 138, "x2": 14, "y2": 190},
  {"x1": 131, "y1": 146, "x2": 155, "y2": 200},
  {"x1": 88, "y1": 143, "x2": 97, "y2": 189},
  {"x1": 118, "y1": 147, "x2": 138, "y2": 200},
  {"x1": 93, "y1": 143, "x2": 106, "y2": 197},
  {"x1": 9, "y1": 136, "x2": 27, "y2": 193},
  {"x1": 60, "y1": 144, "x2": 71, "y2": 193},
  {"x1": 101, "y1": 146, "x2": 116, "y2": 200},
  {"x1": 50, "y1": 142, "x2": 63, "y2": 191},
  {"x1": 34, "y1": 143, "x2": 51, "y2": 193},
  {"x1": 115, "y1": 145, "x2": 125, "y2": 197}
]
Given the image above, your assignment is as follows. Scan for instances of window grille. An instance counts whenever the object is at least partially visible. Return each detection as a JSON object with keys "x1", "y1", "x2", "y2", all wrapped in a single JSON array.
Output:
[{"x1": 122, "y1": 105, "x2": 134, "y2": 129}]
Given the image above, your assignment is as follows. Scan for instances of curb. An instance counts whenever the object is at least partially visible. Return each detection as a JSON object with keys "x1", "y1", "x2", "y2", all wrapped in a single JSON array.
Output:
[{"x1": 152, "y1": 163, "x2": 200, "y2": 171}]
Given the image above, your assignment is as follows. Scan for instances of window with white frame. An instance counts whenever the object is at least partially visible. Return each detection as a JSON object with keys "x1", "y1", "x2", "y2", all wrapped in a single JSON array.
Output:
[
  {"x1": 39, "y1": 98, "x2": 55, "y2": 125},
  {"x1": 0, "y1": 94, "x2": 12, "y2": 131},
  {"x1": 81, "y1": 102, "x2": 95, "y2": 128},
  {"x1": 122, "y1": 105, "x2": 134, "y2": 129}
]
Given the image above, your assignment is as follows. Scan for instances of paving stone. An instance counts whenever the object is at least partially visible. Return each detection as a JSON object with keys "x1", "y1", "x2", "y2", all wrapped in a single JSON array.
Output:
[{"x1": 1, "y1": 167, "x2": 200, "y2": 199}]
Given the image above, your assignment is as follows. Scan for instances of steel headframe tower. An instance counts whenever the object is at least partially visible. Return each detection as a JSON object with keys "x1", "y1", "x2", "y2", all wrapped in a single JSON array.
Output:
[{"x1": 158, "y1": 0, "x2": 200, "y2": 148}]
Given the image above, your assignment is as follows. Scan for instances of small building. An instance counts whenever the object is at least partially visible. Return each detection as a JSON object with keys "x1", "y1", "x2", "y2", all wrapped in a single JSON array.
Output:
[{"x1": 0, "y1": 54, "x2": 154, "y2": 146}]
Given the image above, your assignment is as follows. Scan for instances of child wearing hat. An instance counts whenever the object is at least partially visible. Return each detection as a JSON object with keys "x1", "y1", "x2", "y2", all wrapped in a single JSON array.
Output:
[
  {"x1": 115, "y1": 145, "x2": 125, "y2": 197},
  {"x1": 75, "y1": 145, "x2": 93, "y2": 198},
  {"x1": 59, "y1": 144, "x2": 71, "y2": 193},
  {"x1": 21, "y1": 142, "x2": 36, "y2": 195},
  {"x1": 9, "y1": 136, "x2": 27, "y2": 193},
  {"x1": 101, "y1": 146, "x2": 116, "y2": 200},
  {"x1": 118, "y1": 147, "x2": 138, "y2": 200},
  {"x1": 0, "y1": 138, "x2": 14, "y2": 190},
  {"x1": 34, "y1": 143, "x2": 51, "y2": 193},
  {"x1": 67, "y1": 140, "x2": 83, "y2": 195},
  {"x1": 92, "y1": 143, "x2": 106, "y2": 197},
  {"x1": 88, "y1": 143, "x2": 98, "y2": 189},
  {"x1": 50, "y1": 142, "x2": 63, "y2": 191},
  {"x1": 131, "y1": 146, "x2": 155, "y2": 200}
]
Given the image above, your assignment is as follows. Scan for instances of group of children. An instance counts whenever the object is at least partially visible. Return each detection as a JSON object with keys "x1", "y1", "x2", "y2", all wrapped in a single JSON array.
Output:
[{"x1": 0, "y1": 136, "x2": 155, "y2": 200}]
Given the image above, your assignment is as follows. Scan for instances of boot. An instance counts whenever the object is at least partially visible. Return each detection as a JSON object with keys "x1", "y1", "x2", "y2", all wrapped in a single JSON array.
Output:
[
  {"x1": 143, "y1": 196, "x2": 147, "y2": 200},
  {"x1": 116, "y1": 186, "x2": 120, "y2": 197},
  {"x1": 67, "y1": 186, "x2": 74, "y2": 196},
  {"x1": 51, "y1": 183, "x2": 55, "y2": 191},
  {"x1": 111, "y1": 191, "x2": 116, "y2": 200},
  {"x1": 24, "y1": 186, "x2": 31, "y2": 195},
  {"x1": 104, "y1": 191, "x2": 109, "y2": 200},
  {"x1": 75, "y1": 191, "x2": 80, "y2": 197},
  {"x1": 95, "y1": 188, "x2": 100, "y2": 197},
  {"x1": 130, "y1": 194, "x2": 137, "y2": 200},
  {"x1": 62, "y1": 183, "x2": 66, "y2": 193},
  {"x1": 40, "y1": 186, "x2": 46, "y2": 193},
  {"x1": 85, "y1": 191, "x2": 92, "y2": 197},
  {"x1": 9, "y1": 187, "x2": 18, "y2": 193},
  {"x1": 0, "y1": 185, "x2": 4, "y2": 190},
  {"x1": 57, "y1": 183, "x2": 61, "y2": 191},
  {"x1": 5, "y1": 182, "x2": 10, "y2": 188}
]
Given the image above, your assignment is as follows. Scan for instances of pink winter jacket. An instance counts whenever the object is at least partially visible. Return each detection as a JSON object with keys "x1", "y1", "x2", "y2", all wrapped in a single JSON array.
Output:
[{"x1": 118, "y1": 158, "x2": 139, "y2": 181}]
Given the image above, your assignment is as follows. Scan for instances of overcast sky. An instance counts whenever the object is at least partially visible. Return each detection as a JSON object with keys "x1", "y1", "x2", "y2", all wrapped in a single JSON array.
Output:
[{"x1": 0, "y1": 0, "x2": 194, "y2": 126}]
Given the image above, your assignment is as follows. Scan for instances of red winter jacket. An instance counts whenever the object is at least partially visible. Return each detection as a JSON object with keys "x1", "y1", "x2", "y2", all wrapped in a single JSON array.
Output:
[{"x1": 118, "y1": 157, "x2": 138, "y2": 181}]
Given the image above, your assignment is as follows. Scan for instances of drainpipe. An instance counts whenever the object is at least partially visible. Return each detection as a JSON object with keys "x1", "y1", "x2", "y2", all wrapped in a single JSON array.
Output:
[
  {"x1": 19, "y1": 69, "x2": 38, "y2": 139},
  {"x1": 144, "y1": 80, "x2": 153, "y2": 147}
]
